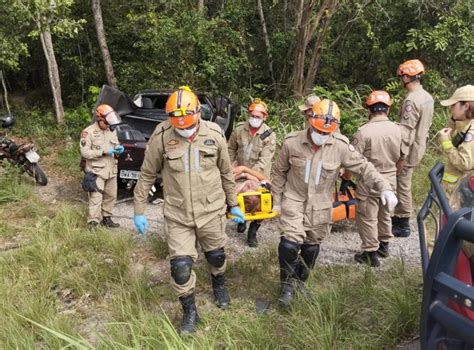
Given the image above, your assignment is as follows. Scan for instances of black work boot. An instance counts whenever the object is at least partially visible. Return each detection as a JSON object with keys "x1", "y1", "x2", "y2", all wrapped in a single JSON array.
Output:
[
  {"x1": 247, "y1": 221, "x2": 261, "y2": 248},
  {"x1": 178, "y1": 294, "x2": 200, "y2": 335},
  {"x1": 295, "y1": 243, "x2": 320, "y2": 297},
  {"x1": 102, "y1": 216, "x2": 120, "y2": 228},
  {"x1": 211, "y1": 274, "x2": 230, "y2": 309},
  {"x1": 377, "y1": 241, "x2": 389, "y2": 258},
  {"x1": 237, "y1": 222, "x2": 247, "y2": 233},
  {"x1": 278, "y1": 238, "x2": 301, "y2": 309},
  {"x1": 392, "y1": 216, "x2": 410, "y2": 237},
  {"x1": 354, "y1": 251, "x2": 380, "y2": 267}
]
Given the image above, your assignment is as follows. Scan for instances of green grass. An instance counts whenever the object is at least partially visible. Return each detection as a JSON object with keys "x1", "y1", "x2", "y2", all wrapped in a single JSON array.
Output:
[{"x1": 0, "y1": 172, "x2": 422, "y2": 348}]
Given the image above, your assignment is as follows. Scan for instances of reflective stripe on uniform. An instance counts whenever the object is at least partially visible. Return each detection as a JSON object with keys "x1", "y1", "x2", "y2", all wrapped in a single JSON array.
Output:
[
  {"x1": 184, "y1": 145, "x2": 189, "y2": 173},
  {"x1": 315, "y1": 161, "x2": 323, "y2": 185},
  {"x1": 443, "y1": 172, "x2": 459, "y2": 184},
  {"x1": 304, "y1": 159, "x2": 312, "y2": 184},
  {"x1": 194, "y1": 147, "x2": 200, "y2": 173}
]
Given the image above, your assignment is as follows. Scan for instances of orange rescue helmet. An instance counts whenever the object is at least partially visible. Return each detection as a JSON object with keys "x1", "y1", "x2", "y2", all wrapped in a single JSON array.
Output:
[
  {"x1": 166, "y1": 86, "x2": 200, "y2": 129},
  {"x1": 248, "y1": 98, "x2": 268, "y2": 118},
  {"x1": 365, "y1": 90, "x2": 393, "y2": 107},
  {"x1": 96, "y1": 104, "x2": 122, "y2": 127},
  {"x1": 398, "y1": 59, "x2": 425, "y2": 77},
  {"x1": 309, "y1": 99, "x2": 341, "y2": 134}
]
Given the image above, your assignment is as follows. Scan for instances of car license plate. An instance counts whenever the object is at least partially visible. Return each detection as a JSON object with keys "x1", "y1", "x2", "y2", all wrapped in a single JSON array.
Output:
[
  {"x1": 120, "y1": 170, "x2": 140, "y2": 180},
  {"x1": 25, "y1": 150, "x2": 40, "y2": 163}
]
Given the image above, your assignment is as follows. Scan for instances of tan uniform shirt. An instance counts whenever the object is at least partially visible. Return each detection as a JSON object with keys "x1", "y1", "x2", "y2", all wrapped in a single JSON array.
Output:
[
  {"x1": 352, "y1": 115, "x2": 403, "y2": 199},
  {"x1": 227, "y1": 121, "x2": 276, "y2": 178},
  {"x1": 134, "y1": 120, "x2": 237, "y2": 228},
  {"x1": 443, "y1": 119, "x2": 474, "y2": 183},
  {"x1": 79, "y1": 122, "x2": 119, "y2": 179},
  {"x1": 272, "y1": 129, "x2": 391, "y2": 212},
  {"x1": 398, "y1": 85, "x2": 434, "y2": 167}
]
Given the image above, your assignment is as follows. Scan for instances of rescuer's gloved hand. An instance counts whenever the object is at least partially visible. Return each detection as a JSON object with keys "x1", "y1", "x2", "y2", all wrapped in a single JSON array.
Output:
[
  {"x1": 114, "y1": 145, "x2": 125, "y2": 154},
  {"x1": 230, "y1": 206, "x2": 245, "y2": 224},
  {"x1": 380, "y1": 191, "x2": 398, "y2": 212},
  {"x1": 133, "y1": 215, "x2": 148, "y2": 235}
]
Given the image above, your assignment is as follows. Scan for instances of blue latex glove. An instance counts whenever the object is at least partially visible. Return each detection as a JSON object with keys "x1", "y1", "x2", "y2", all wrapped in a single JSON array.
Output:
[
  {"x1": 230, "y1": 206, "x2": 245, "y2": 224},
  {"x1": 133, "y1": 215, "x2": 148, "y2": 235},
  {"x1": 107, "y1": 148, "x2": 115, "y2": 156},
  {"x1": 114, "y1": 145, "x2": 125, "y2": 154}
]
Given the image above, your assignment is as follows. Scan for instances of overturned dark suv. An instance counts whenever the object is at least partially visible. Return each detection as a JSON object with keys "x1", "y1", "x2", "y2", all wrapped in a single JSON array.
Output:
[{"x1": 95, "y1": 85, "x2": 236, "y2": 199}]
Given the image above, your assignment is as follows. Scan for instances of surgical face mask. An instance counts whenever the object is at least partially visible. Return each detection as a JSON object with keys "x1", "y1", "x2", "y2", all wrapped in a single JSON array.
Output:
[
  {"x1": 249, "y1": 117, "x2": 263, "y2": 128},
  {"x1": 175, "y1": 125, "x2": 198, "y2": 138},
  {"x1": 311, "y1": 130, "x2": 329, "y2": 145}
]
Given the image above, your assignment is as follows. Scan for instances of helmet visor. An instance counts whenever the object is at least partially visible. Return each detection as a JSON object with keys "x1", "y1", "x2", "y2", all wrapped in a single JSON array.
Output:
[
  {"x1": 308, "y1": 114, "x2": 339, "y2": 133},
  {"x1": 168, "y1": 107, "x2": 199, "y2": 117},
  {"x1": 169, "y1": 113, "x2": 199, "y2": 129},
  {"x1": 105, "y1": 111, "x2": 122, "y2": 126}
]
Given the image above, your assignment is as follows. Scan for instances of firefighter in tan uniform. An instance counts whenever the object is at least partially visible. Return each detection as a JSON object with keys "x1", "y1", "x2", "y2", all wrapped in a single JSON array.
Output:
[
  {"x1": 344, "y1": 91, "x2": 404, "y2": 267},
  {"x1": 80, "y1": 104, "x2": 124, "y2": 228},
  {"x1": 432, "y1": 85, "x2": 474, "y2": 252},
  {"x1": 227, "y1": 99, "x2": 276, "y2": 246},
  {"x1": 272, "y1": 99, "x2": 398, "y2": 307},
  {"x1": 132, "y1": 87, "x2": 245, "y2": 335},
  {"x1": 392, "y1": 59, "x2": 434, "y2": 237}
]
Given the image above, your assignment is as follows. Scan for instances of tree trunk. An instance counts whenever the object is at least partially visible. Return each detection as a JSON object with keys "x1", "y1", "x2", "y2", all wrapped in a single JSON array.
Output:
[
  {"x1": 39, "y1": 27, "x2": 65, "y2": 124},
  {"x1": 292, "y1": 0, "x2": 308, "y2": 97},
  {"x1": 92, "y1": 0, "x2": 117, "y2": 88},
  {"x1": 197, "y1": 0, "x2": 204, "y2": 11},
  {"x1": 291, "y1": 0, "x2": 336, "y2": 97},
  {"x1": 0, "y1": 70, "x2": 10, "y2": 115},
  {"x1": 303, "y1": 0, "x2": 337, "y2": 93},
  {"x1": 256, "y1": 0, "x2": 276, "y2": 94}
]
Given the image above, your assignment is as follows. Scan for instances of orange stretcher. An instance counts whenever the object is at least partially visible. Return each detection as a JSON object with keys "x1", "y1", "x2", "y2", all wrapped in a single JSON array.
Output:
[{"x1": 332, "y1": 180, "x2": 357, "y2": 222}]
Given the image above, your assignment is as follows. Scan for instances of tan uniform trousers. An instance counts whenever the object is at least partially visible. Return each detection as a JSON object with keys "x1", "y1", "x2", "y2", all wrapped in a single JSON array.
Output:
[
  {"x1": 166, "y1": 214, "x2": 228, "y2": 297},
  {"x1": 394, "y1": 166, "x2": 415, "y2": 218},
  {"x1": 356, "y1": 196, "x2": 393, "y2": 251},
  {"x1": 279, "y1": 196, "x2": 331, "y2": 244},
  {"x1": 88, "y1": 176, "x2": 117, "y2": 223}
]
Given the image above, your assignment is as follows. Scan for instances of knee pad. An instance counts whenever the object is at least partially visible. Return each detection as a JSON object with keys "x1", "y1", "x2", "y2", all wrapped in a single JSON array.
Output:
[
  {"x1": 300, "y1": 243, "x2": 320, "y2": 269},
  {"x1": 170, "y1": 256, "x2": 193, "y2": 285},
  {"x1": 205, "y1": 247, "x2": 226, "y2": 268},
  {"x1": 278, "y1": 237, "x2": 301, "y2": 263}
]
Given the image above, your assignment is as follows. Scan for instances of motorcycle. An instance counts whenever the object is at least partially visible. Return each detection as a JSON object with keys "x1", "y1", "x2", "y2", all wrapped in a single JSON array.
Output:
[{"x1": 0, "y1": 114, "x2": 48, "y2": 186}]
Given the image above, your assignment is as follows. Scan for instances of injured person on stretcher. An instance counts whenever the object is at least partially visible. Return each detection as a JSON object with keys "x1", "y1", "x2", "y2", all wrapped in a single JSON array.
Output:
[{"x1": 231, "y1": 164, "x2": 277, "y2": 219}]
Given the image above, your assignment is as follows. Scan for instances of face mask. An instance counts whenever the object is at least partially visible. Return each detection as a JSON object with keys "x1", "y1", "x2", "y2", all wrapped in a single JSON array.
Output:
[
  {"x1": 249, "y1": 117, "x2": 263, "y2": 128},
  {"x1": 175, "y1": 125, "x2": 198, "y2": 138},
  {"x1": 311, "y1": 130, "x2": 329, "y2": 145}
]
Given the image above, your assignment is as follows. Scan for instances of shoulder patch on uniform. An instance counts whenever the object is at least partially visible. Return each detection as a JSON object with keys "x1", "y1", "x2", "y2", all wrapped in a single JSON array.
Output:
[
  {"x1": 464, "y1": 133, "x2": 473, "y2": 143},
  {"x1": 81, "y1": 131, "x2": 88, "y2": 138},
  {"x1": 260, "y1": 128, "x2": 273, "y2": 140},
  {"x1": 204, "y1": 139, "x2": 215, "y2": 146},
  {"x1": 167, "y1": 139, "x2": 179, "y2": 145},
  {"x1": 403, "y1": 101, "x2": 414, "y2": 118}
]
